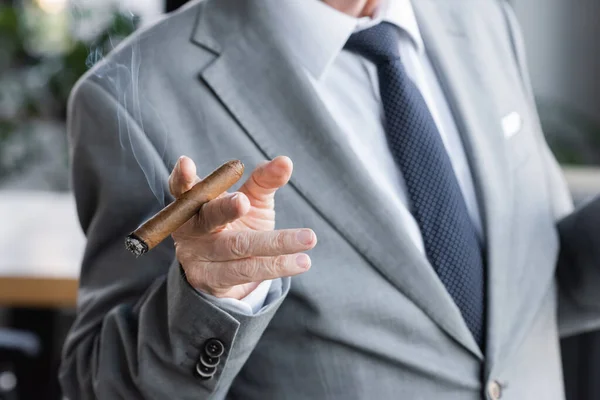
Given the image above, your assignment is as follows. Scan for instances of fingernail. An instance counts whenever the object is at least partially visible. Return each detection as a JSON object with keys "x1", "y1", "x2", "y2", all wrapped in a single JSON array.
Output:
[
  {"x1": 296, "y1": 230, "x2": 314, "y2": 245},
  {"x1": 296, "y1": 254, "x2": 311, "y2": 269},
  {"x1": 176, "y1": 156, "x2": 186, "y2": 170}
]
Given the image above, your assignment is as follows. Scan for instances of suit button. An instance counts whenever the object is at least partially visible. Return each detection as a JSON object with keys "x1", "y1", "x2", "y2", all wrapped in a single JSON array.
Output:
[
  {"x1": 487, "y1": 380, "x2": 502, "y2": 399},
  {"x1": 200, "y1": 353, "x2": 220, "y2": 368},
  {"x1": 204, "y1": 338, "x2": 225, "y2": 358},
  {"x1": 195, "y1": 362, "x2": 216, "y2": 380}
]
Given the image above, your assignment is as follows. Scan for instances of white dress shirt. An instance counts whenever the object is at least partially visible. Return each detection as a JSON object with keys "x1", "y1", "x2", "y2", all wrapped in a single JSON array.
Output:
[{"x1": 200, "y1": 0, "x2": 482, "y2": 315}]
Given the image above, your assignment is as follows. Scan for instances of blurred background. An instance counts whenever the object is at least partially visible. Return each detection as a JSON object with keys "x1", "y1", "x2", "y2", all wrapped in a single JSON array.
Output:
[{"x1": 0, "y1": 0, "x2": 599, "y2": 398}]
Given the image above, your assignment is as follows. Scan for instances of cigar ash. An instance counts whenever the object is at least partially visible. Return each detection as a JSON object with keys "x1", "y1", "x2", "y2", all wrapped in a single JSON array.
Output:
[{"x1": 125, "y1": 234, "x2": 149, "y2": 257}]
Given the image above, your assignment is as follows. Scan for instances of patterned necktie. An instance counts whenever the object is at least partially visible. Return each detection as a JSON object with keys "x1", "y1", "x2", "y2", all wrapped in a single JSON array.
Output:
[{"x1": 345, "y1": 23, "x2": 486, "y2": 348}]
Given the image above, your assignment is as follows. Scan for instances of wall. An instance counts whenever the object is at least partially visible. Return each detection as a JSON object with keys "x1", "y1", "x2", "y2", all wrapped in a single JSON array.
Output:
[{"x1": 513, "y1": 0, "x2": 600, "y2": 121}]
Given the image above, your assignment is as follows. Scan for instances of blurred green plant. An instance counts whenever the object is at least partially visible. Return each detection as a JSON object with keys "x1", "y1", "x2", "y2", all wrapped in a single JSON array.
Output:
[
  {"x1": 537, "y1": 98, "x2": 600, "y2": 166},
  {"x1": 0, "y1": 4, "x2": 138, "y2": 187}
]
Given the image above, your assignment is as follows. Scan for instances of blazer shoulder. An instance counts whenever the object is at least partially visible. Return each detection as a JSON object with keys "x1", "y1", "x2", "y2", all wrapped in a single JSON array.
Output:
[{"x1": 74, "y1": 0, "x2": 213, "y2": 101}]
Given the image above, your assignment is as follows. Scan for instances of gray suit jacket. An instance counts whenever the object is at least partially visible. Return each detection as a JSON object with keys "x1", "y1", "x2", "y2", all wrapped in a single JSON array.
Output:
[{"x1": 59, "y1": 1, "x2": 600, "y2": 399}]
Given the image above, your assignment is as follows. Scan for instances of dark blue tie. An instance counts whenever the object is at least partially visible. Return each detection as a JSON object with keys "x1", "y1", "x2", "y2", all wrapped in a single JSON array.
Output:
[{"x1": 345, "y1": 23, "x2": 486, "y2": 348}]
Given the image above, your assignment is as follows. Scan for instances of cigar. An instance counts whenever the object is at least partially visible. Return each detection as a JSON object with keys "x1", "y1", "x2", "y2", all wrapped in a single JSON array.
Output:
[{"x1": 125, "y1": 160, "x2": 245, "y2": 256}]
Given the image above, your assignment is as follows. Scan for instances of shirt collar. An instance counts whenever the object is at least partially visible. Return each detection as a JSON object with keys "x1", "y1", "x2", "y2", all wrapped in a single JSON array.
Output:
[
  {"x1": 263, "y1": 0, "x2": 425, "y2": 81},
  {"x1": 359, "y1": 0, "x2": 425, "y2": 53}
]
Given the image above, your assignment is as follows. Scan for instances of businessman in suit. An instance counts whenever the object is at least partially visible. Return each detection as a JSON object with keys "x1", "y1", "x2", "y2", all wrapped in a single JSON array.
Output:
[{"x1": 60, "y1": 0, "x2": 600, "y2": 399}]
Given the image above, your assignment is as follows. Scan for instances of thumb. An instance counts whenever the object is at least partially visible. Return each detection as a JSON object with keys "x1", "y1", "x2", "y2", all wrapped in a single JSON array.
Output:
[
  {"x1": 239, "y1": 156, "x2": 293, "y2": 207},
  {"x1": 169, "y1": 156, "x2": 200, "y2": 198}
]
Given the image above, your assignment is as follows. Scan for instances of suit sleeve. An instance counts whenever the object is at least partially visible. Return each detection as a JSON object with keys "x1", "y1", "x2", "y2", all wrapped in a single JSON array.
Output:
[
  {"x1": 501, "y1": 1, "x2": 600, "y2": 337},
  {"x1": 59, "y1": 78, "x2": 290, "y2": 399}
]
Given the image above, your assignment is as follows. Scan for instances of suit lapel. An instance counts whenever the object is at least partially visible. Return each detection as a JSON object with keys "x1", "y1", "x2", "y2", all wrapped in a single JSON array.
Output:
[
  {"x1": 191, "y1": 0, "x2": 482, "y2": 358},
  {"x1": 414, "y1": 0, "x2": 515, "y2": 371}
]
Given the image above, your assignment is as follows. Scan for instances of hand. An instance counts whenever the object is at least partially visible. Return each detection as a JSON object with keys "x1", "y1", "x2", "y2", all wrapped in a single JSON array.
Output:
[{"x1": 170, "y1": 156, "x2": 317, "y2": 299}]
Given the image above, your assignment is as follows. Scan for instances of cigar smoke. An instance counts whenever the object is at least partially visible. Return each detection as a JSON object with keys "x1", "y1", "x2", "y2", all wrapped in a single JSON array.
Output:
[{"x1": 81, "y1": 6, "x2": 173, "y2": 207}]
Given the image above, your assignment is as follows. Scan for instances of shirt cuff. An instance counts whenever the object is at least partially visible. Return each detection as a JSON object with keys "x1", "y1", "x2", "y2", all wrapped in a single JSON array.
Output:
[{"x1": 196, "y1": 280, "x2": 274, "y2": 315}]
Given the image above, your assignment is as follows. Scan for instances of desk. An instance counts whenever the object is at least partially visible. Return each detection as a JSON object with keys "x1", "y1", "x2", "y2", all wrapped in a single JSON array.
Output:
[
  {"x1": 0, "y1": 277, "x2": 79, "y2": 308},
  {"x1": 0, "y1": 191, "x2": 84, "y2": 308},
  {"x1": 0, "y1": 191, "x2": 85, "y2": 399}
]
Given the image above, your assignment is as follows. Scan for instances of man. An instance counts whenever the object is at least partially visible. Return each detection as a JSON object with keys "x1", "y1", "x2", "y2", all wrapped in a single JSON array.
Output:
[{"x1": 59, "y1": 0, "x2": 600, "y2": 399}]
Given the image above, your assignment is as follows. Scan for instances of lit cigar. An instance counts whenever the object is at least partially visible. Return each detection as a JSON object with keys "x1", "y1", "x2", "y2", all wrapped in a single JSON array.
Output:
[{"x1": 125, "y1": 160, "x2": 245, "y2": 256}]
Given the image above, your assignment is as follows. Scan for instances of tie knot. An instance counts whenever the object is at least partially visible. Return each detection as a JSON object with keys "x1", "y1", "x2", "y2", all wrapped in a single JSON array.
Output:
[{"x1": 344, "y1": 22, "x2": 401, "y2": 64}]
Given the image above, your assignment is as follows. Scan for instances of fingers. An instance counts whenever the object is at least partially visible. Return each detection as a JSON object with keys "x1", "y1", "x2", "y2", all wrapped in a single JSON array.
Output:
[
  {"x1": 171, "y1": 156, "x2": 292, "y2": 205},
  {"x1": 208, "y1": 229, "x2": 317, "y2": 261},
  {"x1": 178, "y1": 228, "x2": 318, "y2": 294},
  {"x1": 239, "y1": 156, "x2": 293, "y2": 207},
  {"x1": 208, "y1": 253, "x2": 312, "y2": 289},
  {"x1": 169, "y1": 156, "x2": 200, "y2": 198},
  {"x1": 194, "y1": 191, "x2": 251, "y2": 233}
]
